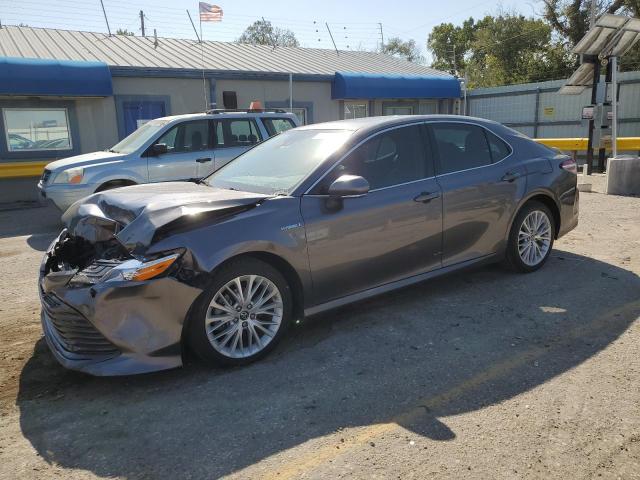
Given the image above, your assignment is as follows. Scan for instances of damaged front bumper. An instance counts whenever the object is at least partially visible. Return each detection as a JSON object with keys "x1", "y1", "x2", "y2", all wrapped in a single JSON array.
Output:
[{"x1": 39, "y1": 232, "x2": 202, "y2": 376}]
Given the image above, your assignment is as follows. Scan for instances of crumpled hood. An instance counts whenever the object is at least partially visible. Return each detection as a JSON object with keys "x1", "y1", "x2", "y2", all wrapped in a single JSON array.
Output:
[
  {"x1": 45, "y1": 150, "x2": 126, "y2": 171},
  {"x1": 61, "y1": 182, "x2": 269, "y2": 254}
]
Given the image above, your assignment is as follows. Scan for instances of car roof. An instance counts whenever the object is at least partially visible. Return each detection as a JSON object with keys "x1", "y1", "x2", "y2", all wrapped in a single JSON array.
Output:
[
  {"x1": 155, "y1": 111, "x2": 298, "y2": 122},
  {"x1": 297, "y1": 115, "x2": 503, "y2": 133}
]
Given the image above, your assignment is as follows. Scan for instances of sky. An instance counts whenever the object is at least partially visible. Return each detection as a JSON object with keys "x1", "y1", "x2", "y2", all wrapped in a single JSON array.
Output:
[{"x1": 0, "y1": 0, "x2": 540, "y2": 62}]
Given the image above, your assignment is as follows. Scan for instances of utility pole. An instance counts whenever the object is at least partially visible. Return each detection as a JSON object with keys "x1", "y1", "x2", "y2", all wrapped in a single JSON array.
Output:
[
  {"x1": 590, "y1": 0, "x2": 597, "y2": 28},
  {"x1": 378, "y1": 23, "x2": 384, "y2": 49},
  {"x1": 452, "y1": 44, "x2": 457, "y2": 75},
  {"x1": 140, "y1": 10, "x2": 145, "y2": 37},
  {"x1": 99, "y1": 0, "x2": 111, "y2": 36}
]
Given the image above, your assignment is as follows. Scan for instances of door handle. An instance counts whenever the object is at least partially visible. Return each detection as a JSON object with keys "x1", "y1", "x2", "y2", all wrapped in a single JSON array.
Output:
[
  {"x1": 501, "y1": 171, "x2": 522, "y2": 182},
  {"x1": 414, "y1": 191, "x2": 441, "y2": 203},
  {"x1": 196, "y1": 157, "x2": 212, "y2": 163}
]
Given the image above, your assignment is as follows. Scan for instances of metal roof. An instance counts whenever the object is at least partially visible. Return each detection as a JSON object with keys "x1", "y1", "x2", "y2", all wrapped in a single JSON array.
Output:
[{"x1": 0, "y1": 26, "x2": 450, "y2": 78}]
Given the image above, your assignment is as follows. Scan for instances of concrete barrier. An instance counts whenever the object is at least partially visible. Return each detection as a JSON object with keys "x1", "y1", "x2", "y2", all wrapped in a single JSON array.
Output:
[{"x1": 606, "y1": 156, "x2": 640, "y2": 196}]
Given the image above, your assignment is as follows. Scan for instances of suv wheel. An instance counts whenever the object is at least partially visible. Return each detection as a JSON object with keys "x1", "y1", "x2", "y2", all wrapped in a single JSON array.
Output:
[{"x1": 188, "y1": 258, "x2": 293, "y2": 366}]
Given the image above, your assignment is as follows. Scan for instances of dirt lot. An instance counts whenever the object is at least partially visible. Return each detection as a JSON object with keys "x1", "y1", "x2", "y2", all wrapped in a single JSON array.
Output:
[{"x1": 0, "y1": 190, "x2": 639, "y2": 480}]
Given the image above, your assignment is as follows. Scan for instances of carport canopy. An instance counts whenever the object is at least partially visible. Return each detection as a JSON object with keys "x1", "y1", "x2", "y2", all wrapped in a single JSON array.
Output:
[
  {"x1": 332, "y1": 71, "x2": 461, "y2": 100},
  {"x1": 0, "y1": 57, "x2": 113, "y2": 96}
]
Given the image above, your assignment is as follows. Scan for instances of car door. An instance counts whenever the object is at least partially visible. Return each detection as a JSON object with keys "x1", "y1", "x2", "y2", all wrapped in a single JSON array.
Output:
[
  {"x1": 148, "y1": 119, "x2": 215, "y2": 182},
  {"x1": 206, "y1": 118, "x2": 263, "y2": 174},
  {"x1": 301, "y1": 123, "x2": 443, "y2": 305},
  {"x1": 428, "y1": 121, "x2": 526, "y2": 267}
]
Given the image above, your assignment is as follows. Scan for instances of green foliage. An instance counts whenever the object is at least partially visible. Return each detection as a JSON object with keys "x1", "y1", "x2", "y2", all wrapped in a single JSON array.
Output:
[
  {"x1": 237, "y1": 20, "x2": 299, "y2": 48},
  {"x1": 427, "y1": 1, "x2": 640, "y2": 87},
  {"x1": 116, "y1": 28, "x2": 135, "y2": 36},
  {"x1": 381, "y1": 37, "x2": 425, "y2": 63}
]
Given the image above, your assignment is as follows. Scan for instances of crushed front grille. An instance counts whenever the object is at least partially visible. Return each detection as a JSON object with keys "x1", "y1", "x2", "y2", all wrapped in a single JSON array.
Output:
[{"x1": 41, "y1": 292, "x2": 119, "y2": 359}]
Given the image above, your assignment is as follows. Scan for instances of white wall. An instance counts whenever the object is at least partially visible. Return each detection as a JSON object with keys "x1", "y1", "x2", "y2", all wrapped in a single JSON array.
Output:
[{"x1": 214, "y1": 79, "x2": 339, "y2": 123}]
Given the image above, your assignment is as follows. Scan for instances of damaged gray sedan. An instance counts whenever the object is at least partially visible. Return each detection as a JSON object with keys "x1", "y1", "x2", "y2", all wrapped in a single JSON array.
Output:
[{"x1": 39, "y1": 116, "x2": 578, "y2": 375}]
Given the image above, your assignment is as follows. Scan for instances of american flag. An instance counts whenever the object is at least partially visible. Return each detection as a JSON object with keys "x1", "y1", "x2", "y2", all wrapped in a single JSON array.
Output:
[{"x1": 199, "y1": 2, "x2": 223, "y2": 22}]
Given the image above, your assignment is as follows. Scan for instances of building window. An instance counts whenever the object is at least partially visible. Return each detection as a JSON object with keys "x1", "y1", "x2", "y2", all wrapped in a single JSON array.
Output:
[
  {"x1": 344, "y1": 102, "x2": 368, "y2": 119},
  {"x1": 3, "y1": 108, "x2": 72, "y2": 151},
  {"x1": 291, "y1": 107, "x2": 307, "y2": 125},
  {"x1": 383, "y1": 105, "x2": 414, "y2": 116}
]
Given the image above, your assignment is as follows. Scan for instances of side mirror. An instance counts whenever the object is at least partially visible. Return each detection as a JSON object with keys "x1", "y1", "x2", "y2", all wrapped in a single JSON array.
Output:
[
  {"x1": 328, "y1": 175, "x2": 370, "y2": 197},
  {"x1": 150, "y1": 143, "x2": 168, "y2": 156}
]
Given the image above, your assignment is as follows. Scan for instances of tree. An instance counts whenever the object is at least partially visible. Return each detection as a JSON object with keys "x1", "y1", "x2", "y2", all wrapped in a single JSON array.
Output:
[
  {"x1": 116, "y1": 28, "x2": 135, "y2": 36},
  {"x1": 427, "y1": 18, "x2": 477, "y2": 74},
  {"x1": 428, "y1": 12, "x2": 575, "y2": 87},
  {"x1": 541, "y1": 0, "x2": 640, "y2": 70},
  {"x1": 381, "y1": 37, "x2": 424, "y2": 63},
  {"x1": 237, "y1": 20, "x2": 299, "y2": 47}
]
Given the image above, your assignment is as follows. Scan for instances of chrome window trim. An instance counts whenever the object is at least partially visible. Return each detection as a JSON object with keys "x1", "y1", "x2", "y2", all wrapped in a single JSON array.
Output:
[
  {"x1": 425, "y1": 119, "x2": 514, "y2": 176},
  {"x1": 303, "y1": 121, "x2": 431, "y2": 195}
]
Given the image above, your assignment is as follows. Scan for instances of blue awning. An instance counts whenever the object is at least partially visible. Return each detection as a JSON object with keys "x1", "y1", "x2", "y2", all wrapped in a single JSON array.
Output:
[
  {"x1": 332, "y1": 72, "x2": 461, "y2": 100},
  {"x1": 0, "y1": 57, "x2": 113, "y2": 97}
]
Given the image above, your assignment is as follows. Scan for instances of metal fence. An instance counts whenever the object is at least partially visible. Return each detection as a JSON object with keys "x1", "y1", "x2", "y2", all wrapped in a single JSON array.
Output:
[{"x1": 467, "y1": 70, "x2": 640, "y2": 139}]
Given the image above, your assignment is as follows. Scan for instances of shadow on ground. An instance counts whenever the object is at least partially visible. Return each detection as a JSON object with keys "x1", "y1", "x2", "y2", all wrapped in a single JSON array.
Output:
[
  {"x1": 0, "y1": 204, "x2": 61, "y2": 241},
  {"x1": 16, "y1": 251, "x2": 640, "y2": 479}
]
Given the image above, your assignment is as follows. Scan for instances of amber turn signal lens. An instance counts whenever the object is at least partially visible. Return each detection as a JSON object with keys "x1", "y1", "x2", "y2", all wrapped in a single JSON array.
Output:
[
  {"x1": 131, "y1": 254, "x2": 179, "y2": 281},
  {"x1": 69, "y1": 174, "x2": 83, "y2": 184}
]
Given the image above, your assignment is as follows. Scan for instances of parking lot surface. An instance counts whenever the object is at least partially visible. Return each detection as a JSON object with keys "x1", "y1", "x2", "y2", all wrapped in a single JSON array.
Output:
[{"x1": 0, "y1": 191, "x2": 639, "y2": 480}]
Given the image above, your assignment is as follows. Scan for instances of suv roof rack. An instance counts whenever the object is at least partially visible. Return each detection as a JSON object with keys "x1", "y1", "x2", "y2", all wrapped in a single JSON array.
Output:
[{"x1": 205, "y1": 108, "x2": 289, "y2": 114}]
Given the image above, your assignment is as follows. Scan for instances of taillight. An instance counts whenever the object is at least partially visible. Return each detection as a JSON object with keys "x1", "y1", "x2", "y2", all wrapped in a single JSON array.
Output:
[{"x1": 560, "y1": 159, "x2": 577, "y2": 174}]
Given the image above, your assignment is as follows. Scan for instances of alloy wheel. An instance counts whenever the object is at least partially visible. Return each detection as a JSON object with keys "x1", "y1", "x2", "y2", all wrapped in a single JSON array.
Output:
[
  {"x1": 205, "y1": 275, "x2": 283, "y2": 358},
  {"x1": 518, "y1": 210, "x2": 552, "y2": 267}
]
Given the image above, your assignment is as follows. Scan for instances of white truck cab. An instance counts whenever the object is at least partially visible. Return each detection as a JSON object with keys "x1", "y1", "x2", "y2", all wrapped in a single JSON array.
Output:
[{"x1": 38, "y1": 109, "x2": 300, "y2": 211}]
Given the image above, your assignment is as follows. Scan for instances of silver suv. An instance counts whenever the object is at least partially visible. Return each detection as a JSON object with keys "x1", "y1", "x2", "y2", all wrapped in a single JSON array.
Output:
[{"x1": 38, "y1": 109, "x2": 300, "y2": 211}]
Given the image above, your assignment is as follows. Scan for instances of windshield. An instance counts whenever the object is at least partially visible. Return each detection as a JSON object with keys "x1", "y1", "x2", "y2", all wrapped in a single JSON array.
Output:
[
  {"x1": 206, "y1": 129, "x2": 352, "y2": 195},
  {"x1": 110, "y1": 119, "x2": 170, "y2": 154}
]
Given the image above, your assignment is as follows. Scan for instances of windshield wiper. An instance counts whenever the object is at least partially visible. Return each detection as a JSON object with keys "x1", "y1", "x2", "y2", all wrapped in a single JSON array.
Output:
[{"x1": 107, "y1": 149, "x2": 118, "y2": 153}]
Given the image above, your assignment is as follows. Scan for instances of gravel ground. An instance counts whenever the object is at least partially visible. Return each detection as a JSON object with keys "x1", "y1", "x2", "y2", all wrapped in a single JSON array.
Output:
[{"x1": 0, "y1": 191, "x2": 638, "y2": 480}]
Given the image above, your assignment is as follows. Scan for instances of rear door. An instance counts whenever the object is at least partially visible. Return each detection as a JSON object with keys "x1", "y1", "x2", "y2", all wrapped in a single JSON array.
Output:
[
  {"x1": 208, "y1": 118, "x2": 263, "y2": 173},
  {"x1": 301, "y1": 123, "x2": 442, "y2": 305},
  {"x1": 428, "y1": 121, "x2": 526, "y2": 266},
  {"x1": 148, "y1": 119, "x2": 214, "y2": 182}
]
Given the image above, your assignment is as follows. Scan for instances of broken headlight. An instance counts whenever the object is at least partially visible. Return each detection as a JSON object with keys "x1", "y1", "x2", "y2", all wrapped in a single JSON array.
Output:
[{"x1": 102, "y1": 253, "x2": 181, "y2": 283}]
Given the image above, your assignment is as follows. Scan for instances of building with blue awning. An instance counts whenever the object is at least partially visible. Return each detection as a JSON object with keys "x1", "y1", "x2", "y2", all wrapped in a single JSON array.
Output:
[{"x1": 0, "y1": 25, "x2": 461, "y2": 203}]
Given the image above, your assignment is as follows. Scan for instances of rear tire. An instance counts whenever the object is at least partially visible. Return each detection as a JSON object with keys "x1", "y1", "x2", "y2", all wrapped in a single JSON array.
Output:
[
  {"x1": 505, "y1": 201, "x2": 555, "y2": 273},
  {"x1": 187, "y1": 258, "x2": 293, "y2": 366}
]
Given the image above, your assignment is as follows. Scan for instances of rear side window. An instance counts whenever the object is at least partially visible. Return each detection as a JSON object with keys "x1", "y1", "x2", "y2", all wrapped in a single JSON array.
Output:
[
  {"x1": 262, "y1": 117, "x2": 296, "y2": 137},
  {"x1": 431, "y1": 123, "x2": 492, "y2": 174},
  {"x1": 216, "y1": 119, "x2": 262, "y2": 147},
  {"x1": 314, "y1": 124, "x2": 431, "y2": 193},
  {"x1": 486, "y1": 130, "x2": 511, "y2": 162}
]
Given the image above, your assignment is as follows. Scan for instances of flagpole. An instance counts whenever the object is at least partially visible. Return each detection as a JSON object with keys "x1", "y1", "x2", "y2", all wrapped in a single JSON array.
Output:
[{"x1": 199, "y1": 7, "x2": 208, "y2": 110}]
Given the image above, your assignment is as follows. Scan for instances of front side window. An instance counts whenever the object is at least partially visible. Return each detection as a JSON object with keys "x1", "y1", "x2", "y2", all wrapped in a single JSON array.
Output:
[
  {"x1": 314, "y1": 124, "x2": 430, "y2": 193},
  {"x1": 217, "y1": 119, "x2": 262, "y2": 147},
  {"x1": 155, "y1": 120, "x2": 211, "y2": 154},
  {"x1": 262, "y1": 117, "x2": 296, "y2": 137},
  {"x1": 3, "y1": 108, "x2": 72, "y2": 152},
  {"x1": 431, "y1": 123, "x2": 492, "y2": 174},
  {"x1": 344, "y1": 102, "x2": 368, "y2": 119},
  {"x1": 207, "y1": 129, "x2": 352, "y2": 195}
]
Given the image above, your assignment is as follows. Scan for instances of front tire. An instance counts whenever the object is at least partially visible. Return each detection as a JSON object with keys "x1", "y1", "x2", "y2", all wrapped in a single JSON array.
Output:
[
  {"x1": 188, "y1": 258, "x2": 293, "y2": 366},
  {"x1": 506, "y1": 201, "x2": 555, "y2": 273}
]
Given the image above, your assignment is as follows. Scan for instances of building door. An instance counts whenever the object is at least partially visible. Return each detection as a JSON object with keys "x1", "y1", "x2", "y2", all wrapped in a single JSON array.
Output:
[{"x1": 123, "y1": 100, "x2": 166, "y2": 136}]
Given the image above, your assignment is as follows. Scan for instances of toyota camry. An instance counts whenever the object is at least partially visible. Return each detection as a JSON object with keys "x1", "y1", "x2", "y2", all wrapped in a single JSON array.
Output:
[{"x1": 38, "y1": 115, "x2": 579, "y2": 375}]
